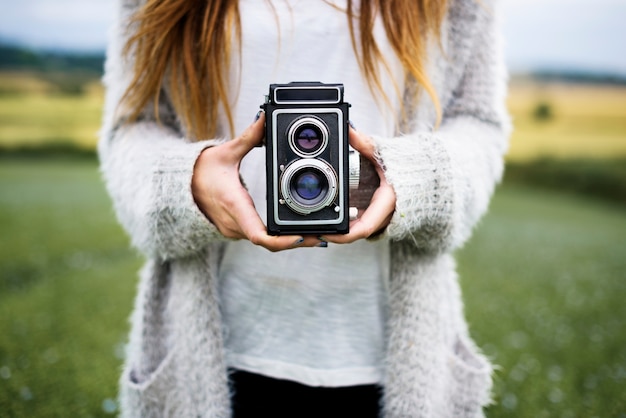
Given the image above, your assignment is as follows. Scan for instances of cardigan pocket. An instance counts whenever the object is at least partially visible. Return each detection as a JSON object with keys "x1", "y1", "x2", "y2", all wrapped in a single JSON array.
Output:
[
  {"x1": 444, "y1": 336, "x2": 493, "y2": 417},
  {"x1": 121, "y1": 350, "x2": 181, "y2": 417}
]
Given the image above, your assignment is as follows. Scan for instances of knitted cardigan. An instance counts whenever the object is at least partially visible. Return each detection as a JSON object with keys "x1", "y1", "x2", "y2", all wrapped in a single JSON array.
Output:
[{"x1": 98, "y1": 0, "x2": 511, "y2": 416}]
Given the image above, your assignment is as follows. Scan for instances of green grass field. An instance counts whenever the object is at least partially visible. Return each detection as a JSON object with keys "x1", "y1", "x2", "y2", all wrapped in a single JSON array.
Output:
[
  {"x1": 0, "y1": 160, "x2": 624, "y2": 417},
  {"x1": 0, "y1": 160, "x2": 141, "y2": 417},
  {"x1": 458, "y1": 186, "x2": 626, "y2": 417}
]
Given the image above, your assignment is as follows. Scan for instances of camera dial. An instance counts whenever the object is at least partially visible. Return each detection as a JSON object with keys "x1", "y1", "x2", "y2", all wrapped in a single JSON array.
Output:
[
  {"x1": 288, "y1": 116, "x2": 329, "y2": 158},
  {"x1": 280, "y1": 159, "x2": 338, "y2": 215}
]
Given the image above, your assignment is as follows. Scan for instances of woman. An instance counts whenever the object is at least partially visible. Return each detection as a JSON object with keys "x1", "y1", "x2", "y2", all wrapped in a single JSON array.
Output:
[{"x1": 99, "y1": 0, "x2": 511, "y2": 416}]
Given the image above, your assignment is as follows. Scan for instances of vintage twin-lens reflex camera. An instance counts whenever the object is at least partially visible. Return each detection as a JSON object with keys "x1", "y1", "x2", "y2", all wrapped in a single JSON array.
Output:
[{"x1": 263, "y1": 82, "x2": 354, "y2": 235}]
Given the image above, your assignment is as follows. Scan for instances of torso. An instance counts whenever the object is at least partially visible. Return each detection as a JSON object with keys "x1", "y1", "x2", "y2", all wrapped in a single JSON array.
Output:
[{"x1": 218, "y1": 0, "x2": 404, "y2": 386}]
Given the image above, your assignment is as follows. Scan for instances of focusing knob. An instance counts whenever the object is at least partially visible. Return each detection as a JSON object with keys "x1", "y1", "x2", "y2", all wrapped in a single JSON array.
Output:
[{"x1": 348, "y1": 148, "x2": 360, "y2": 190}]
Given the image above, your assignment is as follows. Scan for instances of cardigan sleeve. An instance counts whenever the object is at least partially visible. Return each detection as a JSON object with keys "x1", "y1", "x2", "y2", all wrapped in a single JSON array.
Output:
[
  {"x1": 373, "y1": 0, "x2": 511, "y2": 253},
  {"x1": 98, "y1": 0, "x2": 227, "y2": 261}
]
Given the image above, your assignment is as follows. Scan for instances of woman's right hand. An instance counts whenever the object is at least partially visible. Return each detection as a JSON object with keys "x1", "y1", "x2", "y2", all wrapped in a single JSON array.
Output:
[{"x1": 191, "y1": 112, "x2": 319, "y2": 252}]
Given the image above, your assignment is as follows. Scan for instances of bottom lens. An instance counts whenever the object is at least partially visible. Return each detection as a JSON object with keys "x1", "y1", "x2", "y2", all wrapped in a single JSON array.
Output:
[
  {"x1": 280, "y1": 159, "x2": 338, "y2": 215},
  {"x1": 294, "y1": 171, "x2": 325, "y2": 200}
]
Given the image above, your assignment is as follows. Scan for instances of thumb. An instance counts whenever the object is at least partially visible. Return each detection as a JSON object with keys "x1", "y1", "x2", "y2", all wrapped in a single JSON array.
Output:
[
  {"x1": 231, "y1": 111, "x2": 266, "y2": 160},
  {"x1": 348, "y1": 126, "x2": 376, "y2": 160}
]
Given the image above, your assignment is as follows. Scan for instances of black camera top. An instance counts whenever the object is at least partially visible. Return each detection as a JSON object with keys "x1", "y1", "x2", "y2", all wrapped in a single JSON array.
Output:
[{"x1": 265, "y1": 82, "x2": 345, "y2": 106}]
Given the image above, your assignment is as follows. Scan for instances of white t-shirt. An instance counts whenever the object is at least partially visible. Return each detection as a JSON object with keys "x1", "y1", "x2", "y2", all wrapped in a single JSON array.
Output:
[{"x1": 218, "y1": 0, "x2": 404, "y2": 387}]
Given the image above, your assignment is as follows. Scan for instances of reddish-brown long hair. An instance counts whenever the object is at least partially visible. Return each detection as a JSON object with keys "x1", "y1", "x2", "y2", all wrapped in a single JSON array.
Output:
[{"x1": 120, "y1": 0, "x2": 448, "y2": 139}]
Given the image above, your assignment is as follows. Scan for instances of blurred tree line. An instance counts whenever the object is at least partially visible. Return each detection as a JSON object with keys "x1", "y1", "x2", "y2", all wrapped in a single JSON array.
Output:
[
  {"x1": 532, "y1": 69, "x2": 626, "y2": 87},
  {"x1": 0, "y1": 43, "x2": 104, "y2": 74},
  {"x1": 0, "y1": 43, "x2": 104, "y2": 95}
]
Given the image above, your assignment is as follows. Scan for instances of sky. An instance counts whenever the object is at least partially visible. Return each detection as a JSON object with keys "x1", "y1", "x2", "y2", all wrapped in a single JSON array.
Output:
[{"x1": 1, "y1": 0, "x2": 625, "y2": 75}]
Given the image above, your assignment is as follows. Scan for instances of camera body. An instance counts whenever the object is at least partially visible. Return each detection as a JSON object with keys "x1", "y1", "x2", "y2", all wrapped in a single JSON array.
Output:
[{"x1": 263, "y1": 82, "x2": 350, "y2": 235}]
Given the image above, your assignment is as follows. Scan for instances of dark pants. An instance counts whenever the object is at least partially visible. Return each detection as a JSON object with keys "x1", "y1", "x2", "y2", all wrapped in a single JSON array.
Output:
[{"x1": 230, "y1": 369, "x2": 382, "y2": 418}]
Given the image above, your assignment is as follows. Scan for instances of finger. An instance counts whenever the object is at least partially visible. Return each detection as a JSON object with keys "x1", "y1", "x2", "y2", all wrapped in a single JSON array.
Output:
[
  {"x1": 358, "y1": 183, "x2": 396, "y2": 229},
  {"x1": 322, "y1": 183, "x2": 396, "y2": 244},
  {"x1": 230, "y1": 196, "x2": 307, "y2": 252},
  {"x1": 348, "y1": 126, "x2": 376, "y2": 160},
  {"x1": 230, "y1": 111, "x2": 266, "y2": 160},
  {"x1": 205, "y1": 188, "x2": 302, "y2": 249},
  {"x1": 252, "y1": 230, "x2": 321, "y2": 251}
]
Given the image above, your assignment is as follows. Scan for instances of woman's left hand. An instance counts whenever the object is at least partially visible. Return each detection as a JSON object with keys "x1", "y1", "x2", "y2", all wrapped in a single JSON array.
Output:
[{"x1": 320, "y1": 127, "x2": 396, "y2": 244}]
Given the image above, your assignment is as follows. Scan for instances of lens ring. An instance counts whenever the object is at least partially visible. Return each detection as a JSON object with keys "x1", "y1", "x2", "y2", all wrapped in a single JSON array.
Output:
[
  {"x1": 280, "y1": 159, "x2": 338, "y2": 215},
  {"x1": 287, "y1": 117, "x2": 329, "y2": 158}
]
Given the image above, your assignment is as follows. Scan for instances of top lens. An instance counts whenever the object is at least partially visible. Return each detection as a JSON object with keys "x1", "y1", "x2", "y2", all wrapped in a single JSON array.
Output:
[
  {"x1": 295, "y1": 127, "x2": 322, "y2": 152},
  {"x1": 288, "y1": 117, "x2": 329, "y2": 157}
]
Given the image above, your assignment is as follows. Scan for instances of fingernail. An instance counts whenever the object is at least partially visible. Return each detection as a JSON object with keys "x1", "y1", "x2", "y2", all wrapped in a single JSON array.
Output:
[
  {"x1": 254, "y1": 110, "x2": 263, "y2": 122},
  {"x1": 291, "y1": 237, "x2": 304, "y2": 247},
  {"x1": 316, "y1": 242, "x2": 328, "y2": 248},
  {"x1": 348, "y1": 120, "x2": 356, "y2": 130}
]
